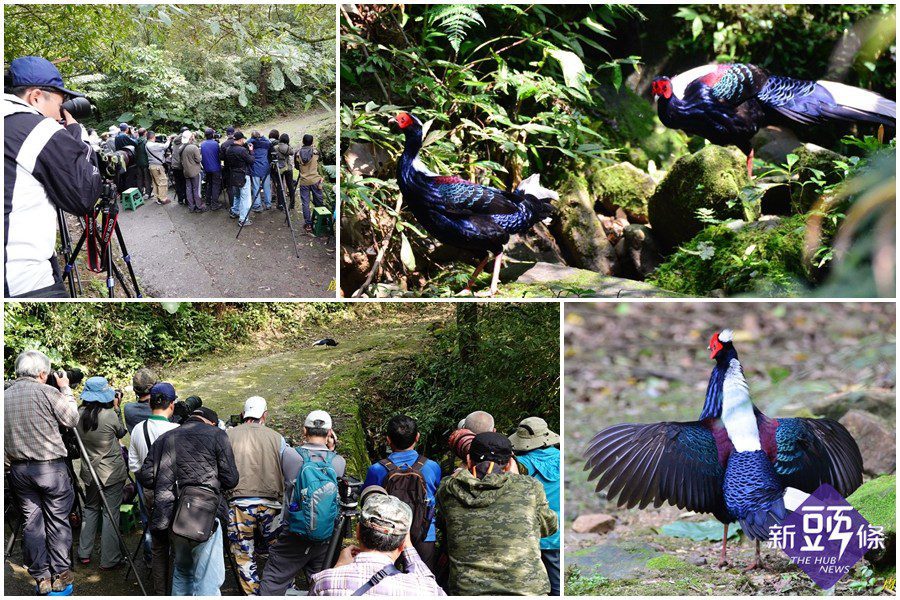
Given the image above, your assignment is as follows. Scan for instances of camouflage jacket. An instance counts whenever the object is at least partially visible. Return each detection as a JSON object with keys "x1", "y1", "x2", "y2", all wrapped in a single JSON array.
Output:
[{"x1": 435, "y1": 468, "x2": 558, "y2": 596}]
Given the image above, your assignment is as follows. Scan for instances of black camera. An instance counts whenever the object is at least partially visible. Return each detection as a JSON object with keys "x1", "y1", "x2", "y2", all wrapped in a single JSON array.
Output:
[
  {"x1": 60, "y1": 96, "x2": 93, "y2": 120},
  {"x1": 97, "y1": 147, "x2": 134, "y2": 178},
  {"x1": 172, "y1": 395, "x2": 203, "y2": 424},
  {"x1": 46, "y1": 367, "x2": 84, "y2": 391},
  {"x1": 338, "y1": 475, "x2": 362, "y2": 507}
]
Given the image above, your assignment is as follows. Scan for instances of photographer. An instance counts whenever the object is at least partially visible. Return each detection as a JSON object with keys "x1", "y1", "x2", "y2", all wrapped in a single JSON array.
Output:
[
  {"x1": 309, "y1": 486, "x2": 446, "y2": 596},
  {"x1": 134, "y1": 128, "x2": 151, "y2": 200},
  {"x1": 274, "y1": 133, "x2": 296, "y2": 210},
  {"x1": 295, "y1": 134, "x2": 324, "y2": 233},
  {"x1": 248, "y1": 130, "x2": 272, "y2": 211},
  {"x1": 124, "y1": 367, "x2": 158, "y2": 433},
  {"x1": 4, "y1": 350, "x2": 79, "y2": 594},
  {"x1": 170, "y1": 127, "x2": 187, "y2": 205},
  {"x1": 200, "y1": 128, "x2": 224, "y2": 211},
  {"x1": 259, "y1": 410, "x2": 345, "y2": 596},
  {"x1": 3, "y1": 56, "x2": 102, "y2": 297},
  {"x1": 225, "y1": 131, "x2": 254, "y2": 226},
  {"x1": 220, "y1": 127, "x2": 236, "y2": 208},
  {"x1": 146, "y1": 133, "x2": 172, "y2": 205},
  {"x1": 75, "y1": 377, "x2": 127, "y2": 570},
  {"x1": 181, "y1": 131, "x2": 204, "y2": 212},
  {"x1": 138, "y1": 406, "x2": 238, "y2": 595},
  {"x1": 225, "y1": 396, "x2": 286, "y2": 595},
  {"x1": 114, "y1": 123, "x2": 138, "y2": 151}
]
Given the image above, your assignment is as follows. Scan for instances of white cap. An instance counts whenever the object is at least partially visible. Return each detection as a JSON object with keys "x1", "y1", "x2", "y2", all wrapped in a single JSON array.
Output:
[
  {"x1": 243, "y1": 396, "x2": 267, "y2": 420},
  {"x1": 304, "y1": 410, "x2": 332, "y2": 430}
]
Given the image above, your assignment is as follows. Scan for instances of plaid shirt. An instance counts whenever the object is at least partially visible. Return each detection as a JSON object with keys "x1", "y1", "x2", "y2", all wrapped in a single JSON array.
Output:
[
  {"x1": 309, "y1": 547, "x2": 446, "y2": 596},
  {"x1": 4, "y1": 376, "x2": 78, "y2": 463}
]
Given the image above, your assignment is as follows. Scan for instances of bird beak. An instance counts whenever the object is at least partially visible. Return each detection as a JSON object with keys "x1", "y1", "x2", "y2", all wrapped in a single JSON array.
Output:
[
  {"x1": 387, "y1": 117, "x2": 398, "y2": 128},
  {"x1": 653, "y1": 94, "x2": 659, "y2": 102}
]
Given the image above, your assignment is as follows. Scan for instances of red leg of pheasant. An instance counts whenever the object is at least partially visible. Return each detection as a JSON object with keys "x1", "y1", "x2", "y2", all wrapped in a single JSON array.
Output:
[
  {"x1": 746, "y1": 149, "x2": 754, "y2": 179},
  {"x1": 716, "y1": 523, "x2": 731, "y2": 568},
  {"x1": 465, "y1": 255, "x2": 491, "y2": 292},
  {"x1": 743, "y1": 540, "x2": 764, "y2": 571},
  {"x1": 489, "y1": 252, "x2": 504, "y2": 297}
]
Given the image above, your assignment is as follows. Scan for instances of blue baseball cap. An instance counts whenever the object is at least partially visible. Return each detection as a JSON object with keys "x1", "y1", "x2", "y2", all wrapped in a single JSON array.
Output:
[
  {"x1": 7, "y1": 56, "x2": 84, "y2": 98},
  {"x1": 80, "y1": 376, "x2": 116, "y2": 403},
  {"x1": 150, "y1": 382, "x2": 177, "y2": 402},
  {"x1": 119, "y1": 123, "x2": 128, "y2": 131}
]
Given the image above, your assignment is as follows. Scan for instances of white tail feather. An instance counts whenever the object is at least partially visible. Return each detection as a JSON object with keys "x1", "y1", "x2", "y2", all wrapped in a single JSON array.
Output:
[
  {"x1": 671, "y1": 64, "x2": 720, "y2": 99},
  {"x1": 516, "y1": 173, "x2": 558, "y2": 200},
  {"x1": 783, "y1": 487, "x2": 811, "y2": 512},
  {"x1": 818, "y1": 80, "x2": 896, "y2": 120}
]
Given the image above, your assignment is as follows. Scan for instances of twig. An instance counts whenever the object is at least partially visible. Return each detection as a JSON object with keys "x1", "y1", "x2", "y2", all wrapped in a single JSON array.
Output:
[
  {"x1": 342, "y1": 4, "x2": 391, "y2": 104},
  {"x1": 351, "y1": 194, "x2": 403, "y2": 297}
]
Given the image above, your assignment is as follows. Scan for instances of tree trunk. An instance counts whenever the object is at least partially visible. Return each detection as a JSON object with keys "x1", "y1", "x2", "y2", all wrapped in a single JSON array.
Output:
[{"x1": 456, "y1": 303, "x2": 478, "y2": 363}]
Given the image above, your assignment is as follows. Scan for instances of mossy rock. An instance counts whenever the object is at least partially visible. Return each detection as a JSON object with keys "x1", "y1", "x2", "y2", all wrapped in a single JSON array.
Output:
[
  {"x1": 848, "y1": 475, "x2": 896, "y2": 573},
  {"x1": 791, "y1": 144, "x2": 845, "y2": 213},
  {"x1": 587, "y1": 161, "x2": 655, "y2": 223},
  {"x1": 551, "y1": 174, "x2": 615, "y2": 274},
  {"x1": 647, "y1": 215, "x2": 814, "y2": 296},
  {"x1": 592, "y1": 85, "x2": 690, "y2": 170},
  {"x1": 646, "y1": 555, "x2": 699, "y2": 574},
  {"x1": 648, "y1": 145, "x2": 755, "y2": 252}
]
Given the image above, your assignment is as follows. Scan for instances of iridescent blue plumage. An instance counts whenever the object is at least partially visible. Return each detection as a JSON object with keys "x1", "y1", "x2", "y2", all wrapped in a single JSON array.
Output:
[{"x1": 723, "y1": 450, "x2": 787, "y2": 540}]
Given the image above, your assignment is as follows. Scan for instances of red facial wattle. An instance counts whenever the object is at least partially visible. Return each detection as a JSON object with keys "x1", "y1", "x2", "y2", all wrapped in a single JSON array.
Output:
[
  {"x1": 395, "y1": 112, "x2": 413, "y2": 129},
  {"x1": 709, "y1": 332, "x2": 723, "y2": 359}
]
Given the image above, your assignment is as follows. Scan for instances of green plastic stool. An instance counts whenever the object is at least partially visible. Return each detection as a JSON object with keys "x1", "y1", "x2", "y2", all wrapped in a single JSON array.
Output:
[
  {"x1": 121, "y1": 188, "x2": 144, "y2": 211},
  {"x1": 312, "y1": 206, "x2": 333, "y2": 236},
  {"x1": 119, "y1": 503, "x2": 139, "y2": 534}
]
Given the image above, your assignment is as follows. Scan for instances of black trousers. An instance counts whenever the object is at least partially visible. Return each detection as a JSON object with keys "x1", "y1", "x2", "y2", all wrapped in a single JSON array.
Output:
[
  {"x1": 172, "y1": 168, "x2": 186, "y2": 203},
  {"x1": 258, "y1": 532, "x2": 328, "y2": 595},
  {"x1": 204, "y1": 171, "x2": 223, "y2": 207}
]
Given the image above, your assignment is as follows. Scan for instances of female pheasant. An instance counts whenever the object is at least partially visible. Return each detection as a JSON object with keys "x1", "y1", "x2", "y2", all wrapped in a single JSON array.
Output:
[{"x1": 583, "y1": 329, "x2": 863, "y2": 569}]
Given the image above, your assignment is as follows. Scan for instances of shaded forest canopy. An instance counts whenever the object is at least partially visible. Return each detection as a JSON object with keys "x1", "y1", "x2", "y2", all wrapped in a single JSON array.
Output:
[{"x1": 4, "y1": 3, "x2": 336, "y2": 130}]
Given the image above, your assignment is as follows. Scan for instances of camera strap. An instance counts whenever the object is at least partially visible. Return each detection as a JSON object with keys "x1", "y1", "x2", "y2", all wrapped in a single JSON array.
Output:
[{"x1": 351, "y1": 564, "x2": 402, "y2": 596}]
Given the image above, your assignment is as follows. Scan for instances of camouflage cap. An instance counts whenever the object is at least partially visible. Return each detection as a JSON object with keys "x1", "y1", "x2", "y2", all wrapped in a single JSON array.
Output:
[
  {"x1": 359, "y1": 485, "x2": 411, "y2": 536},
  {"x1": 509, "y1": 416, "x2": 559, "y2": 452},
  {"x1": 132, "y1": 367, "x2": 158, "y2": 396}
]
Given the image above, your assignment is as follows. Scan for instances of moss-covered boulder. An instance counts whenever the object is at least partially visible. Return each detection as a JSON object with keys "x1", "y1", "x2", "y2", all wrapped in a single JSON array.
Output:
[
  {"x1": 848, "y1": 475, "x2": 895, "y2": 575},
  {"x1": 551, "y1": 174, "x2": 615, "y2": 274},
  {"x1": 587, "y1": 161, "x2": 654, "y2": 223},
  {"x1": 791, "y1": 144, "x2": 845, "y2": 213},
  {"x1": 648, "y1": 145, "x2": 755, "y2": 251},
  {"x1": 647, "y1": 215, "x2": 814, "y2": 296}
]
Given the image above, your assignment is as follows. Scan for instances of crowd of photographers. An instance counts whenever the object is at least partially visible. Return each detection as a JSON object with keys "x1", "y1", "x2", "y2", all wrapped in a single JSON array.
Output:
[
  {"x1": 5, "y1": 350, "x2": 560, "y2": 596},
  {"x1": 4, "y1": 55, "x2": 326, "y2": 299},
  {"x1": 94, "y1": 123, "x2": 324, "y2": 231}
]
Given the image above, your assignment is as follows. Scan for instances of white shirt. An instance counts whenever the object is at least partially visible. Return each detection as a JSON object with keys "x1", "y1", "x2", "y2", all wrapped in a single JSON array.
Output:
[{"x1": 128, "y1": 416, "x2": 179, "y2": 472}]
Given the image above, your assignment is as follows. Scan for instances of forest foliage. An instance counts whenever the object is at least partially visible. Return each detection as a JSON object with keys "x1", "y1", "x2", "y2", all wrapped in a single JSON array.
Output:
[
  {"x1": 340, "y1": 4, "x2": 895, "y2": 297},
  {"x1": 4, "y1": 4, "x2": 335, "y2": 131}
]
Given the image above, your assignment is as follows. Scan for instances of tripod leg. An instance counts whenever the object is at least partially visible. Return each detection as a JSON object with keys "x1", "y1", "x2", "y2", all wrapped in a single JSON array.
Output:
[
  {"x1": 275, "y1": 172, "x2": 301, "y2": 258},
  {"x1": 71, "y1": 430, "x2": 148, "y2": 596},
  {"x1": 113, "y1": 223, "x2": 142, "y2": 298}
]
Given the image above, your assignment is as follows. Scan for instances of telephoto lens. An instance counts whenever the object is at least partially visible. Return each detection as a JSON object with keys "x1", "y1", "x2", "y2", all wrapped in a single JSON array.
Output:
[{"x1": 60, "y1": 96, "x2": 92, "y2": 120}]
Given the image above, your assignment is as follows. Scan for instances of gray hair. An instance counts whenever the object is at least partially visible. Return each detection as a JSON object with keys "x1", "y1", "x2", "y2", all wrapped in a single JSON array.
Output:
[
  {"x1": 15, "y1": 350, "x2": 51, "y2": 378},
  {"x1": 464, "y1": 410, "x2": 495, "y2": 434}
]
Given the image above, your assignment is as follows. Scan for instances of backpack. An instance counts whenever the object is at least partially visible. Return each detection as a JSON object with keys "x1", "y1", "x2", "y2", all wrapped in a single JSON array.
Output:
[
  {"x1": 286, "y1": 448, "x2": 339, "y2": 541},
  {"x1": 380, "y1": 455, "x2": 431, "y2": 545}
]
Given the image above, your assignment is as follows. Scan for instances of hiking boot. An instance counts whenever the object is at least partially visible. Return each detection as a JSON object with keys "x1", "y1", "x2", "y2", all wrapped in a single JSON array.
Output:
[
  {"x1": 36, "y1": 578, "x2": 51, "y2": 595},
  {"x1": 209, "y1": 203, "x2": 224, "y2": 211},
  {"x1": 52, "y1": 570, "x2": 74, "y2": 592}
]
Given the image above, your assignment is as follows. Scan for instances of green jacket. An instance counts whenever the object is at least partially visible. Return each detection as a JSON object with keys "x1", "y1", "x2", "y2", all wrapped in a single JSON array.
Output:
[
  {"x1": 436, "y1": 468, "x2": 557, "y2": 596},
  {"x1": 134, "y1": 137, "x2": 149, "y2": 167}
]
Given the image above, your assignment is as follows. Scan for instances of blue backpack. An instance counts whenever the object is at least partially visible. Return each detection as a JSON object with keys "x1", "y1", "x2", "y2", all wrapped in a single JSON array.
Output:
[{"x1": 287, "y1": 448, "x2": 339, "y2": 541}]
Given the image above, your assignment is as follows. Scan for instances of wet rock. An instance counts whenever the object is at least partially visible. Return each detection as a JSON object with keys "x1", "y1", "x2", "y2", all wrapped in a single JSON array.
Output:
[
  {"x1": 847, "y1": 475, "x2": 895, "y2": 574},
  {"x1": 648, "y1": 145, "x2": 755, "y2": 251},
  {"x1": 572, "y1": 513, "x2": 616, "y2": 534},
  {"x1": 808, "y1": 389, "x2": 896, "y2": 422},
  {"x1": 689, "y1": 555, "x2": 708, "y2": 566},
  {"x1": 615, "y1": 224, "x2": 663, "y2": 280},
  {"x1": 753, "y1": 125, "x2": 803, "y2": 166},
  {"x1": 839, "y1": 410, "x2": 896, "y2": 476},
  {"x1": 505, "y1": 223, "x2": 566, "y2": 264},
  {"x1": 343, "y1": 142, "x2": 391, "y2": 177},
  {"x1": 503, "y1": 261, "x2": 674, "y2": 298},
  {"x1": 588, "y1": 161, "x2": 654, "y2": 224},
  {"x1": 551, "y1": 175, "x2": 615, "y2": 274}
]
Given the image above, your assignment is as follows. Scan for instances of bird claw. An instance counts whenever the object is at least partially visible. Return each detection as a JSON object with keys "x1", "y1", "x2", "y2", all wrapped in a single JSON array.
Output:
[
  {"x1": 716, "y1": 559, "x2": 731, "y2": 569},
  {"x1": 742, "y1": 560, "x2": 765, "y2": 572}
]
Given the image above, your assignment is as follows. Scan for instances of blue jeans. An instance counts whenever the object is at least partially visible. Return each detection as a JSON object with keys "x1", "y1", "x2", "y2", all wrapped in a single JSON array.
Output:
[
  {"x1": 170, "y1": 523, "x2": 225, "y2": 596},
  {"x1": 230, "y1": 180, "x2": 252, "y2": 223},
  {"x1": 251, "y1": 175, "x2": 271, "y2": 209},
  {"x1": 541, "y1": 549, "x2": 560, "y2": 596}
]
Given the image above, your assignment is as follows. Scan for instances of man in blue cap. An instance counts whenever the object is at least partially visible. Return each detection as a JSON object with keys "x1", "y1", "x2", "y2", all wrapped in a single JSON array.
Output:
[
  {"x1": 4, "y1": 56, "x2": 102, "y2": 297},
  {"x1": 114, "y1": 122, "x2": 138, "y2": 151}
]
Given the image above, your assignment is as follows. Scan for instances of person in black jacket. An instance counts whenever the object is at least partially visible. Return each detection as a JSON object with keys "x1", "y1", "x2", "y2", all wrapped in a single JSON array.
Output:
[
  {"x1": 3, "y1": 56, "x2": 102, "y2": 298},
  {"x1": 138, "y1": 406, "x2": 238, "y2": 596},
  {"x1": 224, "y1": 131, "x2": 255, "y2": 226}
]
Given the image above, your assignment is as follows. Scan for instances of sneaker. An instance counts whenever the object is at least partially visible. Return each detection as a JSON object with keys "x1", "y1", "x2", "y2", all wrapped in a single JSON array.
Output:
[
  {"x1": 52, "y1": 570, "x2": 74, "y2": 592},
  {"x1": 99, "y1": 561, "x2": 124, "y2": 572},
  {"x1": 36, "y1": 578, "x2": 51, "y2": 595},
  {"x1": 251, "y1": 207, "x2": 263, "y2": 213},
  {"x1": 304, "y1": 224, "x2": 313, "y2": 233},
  {"x1": 239, "y1": 218, "x2": 253, "y2": 227},
  {"x1": 209, "y1": 203, "x2": 224, "y2": 211},
  {"x1": 156, "y1": 198, "x2": 171, "y2": 206},
  {"x1": 229, "y1": 212, "x2": 238, "y2": 219},
  {"x1": 79, "y1": 557, "x2": 90, "y2": 565}
]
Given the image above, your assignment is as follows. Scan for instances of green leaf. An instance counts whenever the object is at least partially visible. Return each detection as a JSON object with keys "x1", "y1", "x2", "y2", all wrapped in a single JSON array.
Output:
[
  {"x1": 160, "y1": 302, "x2": 181, "y2": 315},
  {"x1": 238, "y1": 90, "x2": 248, "y2": 107},
  {"x1": 400, "y1": 232, "x2": 416, "y2": 271},
  {"x1": 269, "y1": 65, "x2": 285, "y2": 92},
  {"x1": 157, "y1": 9, "x2": 171, "y2": 26},
  {"x1": 692, "y1": 16, "x2": 703, "y2": 39},
  {"x1": 547, "y1": 48, "x2": 591, "y2": 101},
  {"x1": 661, "y1": 520, "x2": 741, "y2": 541},
  {"x1": 611, "y1": 63, "x2": 623, "y2": 91},
  {"x1": 786, "y1": 153, "x2": 799, "y2": 169},
  {"x1": 116, "y1": 112, "x2": 134, "y2": 123}
]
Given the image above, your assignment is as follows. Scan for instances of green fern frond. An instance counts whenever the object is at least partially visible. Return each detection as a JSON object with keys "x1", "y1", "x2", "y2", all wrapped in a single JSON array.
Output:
[{"x1": 427, "y1": 4, "x2": 485, "y2": 53}]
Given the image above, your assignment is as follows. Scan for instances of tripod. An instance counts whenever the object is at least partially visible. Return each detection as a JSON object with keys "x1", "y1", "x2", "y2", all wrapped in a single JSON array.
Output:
[
  {"x1": 236, "y1": 162, "x2": 301, "y2": 258},
  {"x1": 63, "y1": 181, "x2": 142, "y2": 298},
  {"x1": 56, "y1": 208, "x2": 82, "y2": 297},
  {"x1": 323, "y1": 477, "x2": 362, "y2": 568}
]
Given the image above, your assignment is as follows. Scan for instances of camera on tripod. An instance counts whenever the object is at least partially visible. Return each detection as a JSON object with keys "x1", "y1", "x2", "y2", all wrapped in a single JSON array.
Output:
[
  {"x1": 338, "y1": 475, "x2": 362, "y2": 509},
  {"x1": 46, "y1": 367, "x2": 84, "y2": 391},
  {"x1": 172, "y1": 395, "x2": 203, "y2": 424},
  {"x1": 97, "y1": 146, "x2": 134, "y2": 179}
]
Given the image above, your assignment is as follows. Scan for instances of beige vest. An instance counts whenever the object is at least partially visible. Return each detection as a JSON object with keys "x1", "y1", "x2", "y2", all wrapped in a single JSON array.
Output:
[{"x1": 227, "y1": 423, "x2": 284, "y2": 500}]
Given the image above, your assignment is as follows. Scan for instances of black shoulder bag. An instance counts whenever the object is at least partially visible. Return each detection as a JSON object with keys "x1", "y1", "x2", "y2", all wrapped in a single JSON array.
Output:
[{"x1": 351, "y1": 564, "x2": 402, "y2": 596}]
